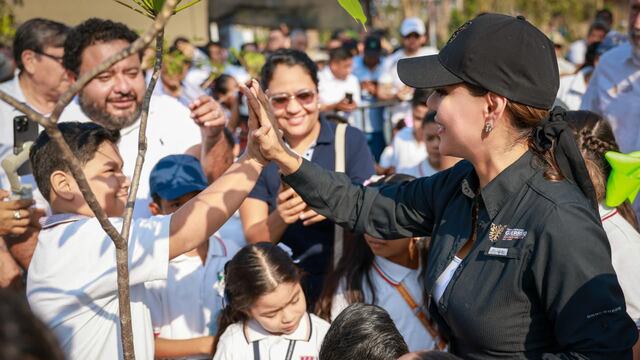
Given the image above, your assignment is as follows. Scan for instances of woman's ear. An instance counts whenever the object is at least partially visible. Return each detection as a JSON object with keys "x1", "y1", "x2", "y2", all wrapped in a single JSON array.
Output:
[
  {"x1": 50, "y1": 170, "x2": 75, "y2": 201},
  {"x1": 485, "y1": 92, "x2": 508, "y2": 122}
]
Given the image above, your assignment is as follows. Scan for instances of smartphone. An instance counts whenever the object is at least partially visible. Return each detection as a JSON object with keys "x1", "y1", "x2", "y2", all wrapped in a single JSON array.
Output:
[
  {"x1": 13, "y1": 115, "x2": 39, "y2": 175},
  {"x1": 345, "y1": 92, "x2": 353, "y2": 104}
]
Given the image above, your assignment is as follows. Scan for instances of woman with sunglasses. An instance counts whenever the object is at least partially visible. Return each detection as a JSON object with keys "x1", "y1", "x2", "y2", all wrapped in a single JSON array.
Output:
[
  {"x1": 239, "y1": 49, "x2": 375, "y2": 309},
  {"x1": 243, "y1": 14, "x2": 638, "y2": 359}
]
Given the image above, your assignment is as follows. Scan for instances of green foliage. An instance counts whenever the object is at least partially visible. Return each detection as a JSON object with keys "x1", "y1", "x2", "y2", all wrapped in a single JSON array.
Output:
[
  {"x1": 338, "y1": 0, "x2": 368, "y2": 31},
  {"x1": 113, "y1": 0, "x2": 201, "y2": 19},
  {"x1": 229, "y1": 48, "x2": 266, "y2": 78},
  {"x1": 162, "y1": 49, "x2": 189, "y2": 76},
  {"x1": 0, "y1": 0, "x2": 15, "y2": 46}
]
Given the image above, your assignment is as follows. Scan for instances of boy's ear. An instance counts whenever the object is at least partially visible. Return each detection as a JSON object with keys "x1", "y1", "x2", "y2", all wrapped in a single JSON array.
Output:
[
  {"x1": 148, "y1": 202, "x2": 162, "y2": 216},
  {"x1": 50, "y1": 170, "x2": 75, "y2": 201}
]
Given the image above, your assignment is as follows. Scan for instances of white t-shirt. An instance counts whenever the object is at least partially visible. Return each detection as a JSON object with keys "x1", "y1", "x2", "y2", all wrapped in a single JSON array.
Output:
[
  {"x1": 213, "y1": 313, "x2": 330, "y2": 360},
  {"x1": 379, "y1": 127, "x2": 426, "y2": 170},
  {"x1": 27, "y1": 214, "x2": 171, "y2": 360},
  {"x1": 145, "y1": 234, "x2": 238, "y2": 360},
  {"x1": 318, "y1": 67, "x2": 363, "y2": 129},
  {"x1": 599, "y1": 204, "x2": 640, "y2": 324},
  {"x1": 556, "y1": 67, "x2": 591, "y2": 111},
  {"x1": 397, "y1": 159, "x2": 438, "y2": 178},
  {"x1": 114, "y1": 95, "x2": 202, "y2": 218},
  {"x1": 217, "y1": 210, "x2": 247, "y2": 250},
  {"x1": 330, "y1": 256, "x2": 435, "y2": 352},
  {"x1": 432, "y1": 256, "x2": 462, "y2": 305}
]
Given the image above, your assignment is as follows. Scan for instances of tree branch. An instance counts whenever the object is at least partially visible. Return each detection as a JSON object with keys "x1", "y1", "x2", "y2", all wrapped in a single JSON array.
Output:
[{"x1": 0, "y1": 1, "x2": 179, "y2": 359}]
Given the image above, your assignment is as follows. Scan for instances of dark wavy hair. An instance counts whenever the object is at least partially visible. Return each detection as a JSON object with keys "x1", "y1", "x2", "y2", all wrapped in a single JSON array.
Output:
[
  {"x1": 564, "y1": 110, "x2": 639, "y2": 230},
  {"x1": 260, "y1": 48, "x2": 318, "y2": 90},
  {"x1": 214, "y1": 243, "x2": 302, "y2": 349},
  {"x1": 315, "y1": 174, "x2": 431, "y2": 321},
  {"x1": 63, "y1": 18, "x2": 140, "y2": 76}
]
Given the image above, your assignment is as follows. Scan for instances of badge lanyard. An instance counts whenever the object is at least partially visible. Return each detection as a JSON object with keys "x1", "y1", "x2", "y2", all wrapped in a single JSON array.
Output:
[
  {"x1": 253, "y1": 339, "x2": 297, "y2": 360},
  {"x1": 394, "y1": 282, "x2": 447, "y2": 350}
]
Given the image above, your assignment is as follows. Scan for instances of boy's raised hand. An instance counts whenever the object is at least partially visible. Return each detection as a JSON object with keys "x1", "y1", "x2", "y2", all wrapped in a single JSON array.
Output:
[{"x1": 241, "y1": 79, "x2": 302, "y2": 174}]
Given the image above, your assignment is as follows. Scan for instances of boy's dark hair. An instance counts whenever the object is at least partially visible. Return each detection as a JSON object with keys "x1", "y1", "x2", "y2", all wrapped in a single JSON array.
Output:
[
  {"x1": 404, "y1": 351, "x2": 463, "y2": 360},
  {"x1": 214, "y1": 243, "x2": 302, "y2": 350},
  {"x1": 63, "y1": 18, "x2": 140, "y2": 76},
  {"x1": 261, "y1": 48, "x2": 318, "y2": 89},
  {"x1": 29, "y1": 122, "x2": 120, "y2": 201},
  {"x1": 588, "y1": 20, "x2": 610, "y2": 35},
  {"x1": 13, "y1": 18, "x2": 69, "y2": 71},
  {"x1": 411, "y1": 88, "x2": 432, "y2": 108},
  {"x1": 329, "y1": 46, "x2": 353, "y2": 63},
  {"x1": 0, "y1": 289, "x2": 65, "y2": 360},
  {"x1": 319, "y1": 303, "x2": 409, "y2": 360}
]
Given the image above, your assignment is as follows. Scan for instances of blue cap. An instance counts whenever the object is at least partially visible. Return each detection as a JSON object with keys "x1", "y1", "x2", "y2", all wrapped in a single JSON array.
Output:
[{"x1": 149, "y1": 154, "x2": 208, "y2": 201}]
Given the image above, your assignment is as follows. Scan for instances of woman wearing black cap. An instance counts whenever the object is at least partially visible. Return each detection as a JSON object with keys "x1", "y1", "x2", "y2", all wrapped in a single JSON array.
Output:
[{"x1": 242, "y1": 13, "x2": 638, "y2": 359}]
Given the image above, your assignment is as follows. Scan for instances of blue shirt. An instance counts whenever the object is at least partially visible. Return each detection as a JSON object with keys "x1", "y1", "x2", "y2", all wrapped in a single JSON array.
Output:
[{"x1": 248, "y1": 117, "x2": 375, "y2": 279}]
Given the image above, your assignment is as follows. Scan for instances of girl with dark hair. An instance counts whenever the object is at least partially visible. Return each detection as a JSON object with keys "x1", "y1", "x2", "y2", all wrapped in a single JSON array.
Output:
[
  {"x1": 243, "y1": 13, "x2": 638, "y2": 359},
  {"x1": 240, "y1": 49, "x2": 375, "y2": 309},
  {"x1": 213, "y1": 243, "x2": 330, "y2": 359},
  {"x1": 565, "y1": 110, "x2": 640, "y2": 329},
  {"x1": 316, "y1": 174, "x2": 438, "y2": 351}
]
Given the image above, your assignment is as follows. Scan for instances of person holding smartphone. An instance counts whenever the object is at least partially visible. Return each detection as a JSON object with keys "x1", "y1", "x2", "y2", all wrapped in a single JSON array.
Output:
[{"x1": 318, "y1": 47, "x2": 362, "y2": 128}]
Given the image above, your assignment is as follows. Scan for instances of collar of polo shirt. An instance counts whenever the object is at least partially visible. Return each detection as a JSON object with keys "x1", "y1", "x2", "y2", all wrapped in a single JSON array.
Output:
[
  {"x1": 373, "y1": 256, "x2": 417, "y2": 286},
  {"x1": 243, "y1": 312, "x2": 312, "y2": 343}
]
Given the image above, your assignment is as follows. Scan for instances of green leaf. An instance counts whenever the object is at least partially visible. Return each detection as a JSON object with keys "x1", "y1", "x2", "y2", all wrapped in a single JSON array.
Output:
[
  {"x1": 174, "y1": 0, "x2": 201, "y2": 14},
  {"x1": 337, "y1": 0, "x2": 367, "y2": 31}
]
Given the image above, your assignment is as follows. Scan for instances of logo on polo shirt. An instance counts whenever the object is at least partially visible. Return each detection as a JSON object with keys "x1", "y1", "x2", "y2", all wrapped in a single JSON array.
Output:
[
  {"x1": 489, "y1": 223, "x2": 507, "y2": 242},
  {"x1": 502, "y1": 228, "x2": 528, "y2": 241}
]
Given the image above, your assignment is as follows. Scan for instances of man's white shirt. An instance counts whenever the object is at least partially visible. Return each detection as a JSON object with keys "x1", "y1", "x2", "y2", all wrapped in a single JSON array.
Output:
[
  {"x1": 27, "y1": 214, "x2": 171, "y2": 360},
  {"x1": 379, "y1": 126, "x2": 426, "y2": 170}
]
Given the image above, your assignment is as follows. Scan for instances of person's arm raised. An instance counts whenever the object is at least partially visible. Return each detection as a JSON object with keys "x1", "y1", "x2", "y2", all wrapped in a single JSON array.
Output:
[
  {"x1": 168, "y1": 82, "x2": 269, "y2": 259},
  {"x1": 246, "y1": 80, "x2": 438, "y2": 240}
]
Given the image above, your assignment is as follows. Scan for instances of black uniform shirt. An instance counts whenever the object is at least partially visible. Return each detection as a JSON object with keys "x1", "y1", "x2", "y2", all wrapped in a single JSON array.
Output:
[{"x1": 283, "y1": 150, "x2": 638, "y2": 359}]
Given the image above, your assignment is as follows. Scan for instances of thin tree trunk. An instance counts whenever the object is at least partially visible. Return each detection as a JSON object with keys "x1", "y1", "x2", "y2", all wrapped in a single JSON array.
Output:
[{"x1": 0, "y1": 1, "x2": 178, "y2": 359}]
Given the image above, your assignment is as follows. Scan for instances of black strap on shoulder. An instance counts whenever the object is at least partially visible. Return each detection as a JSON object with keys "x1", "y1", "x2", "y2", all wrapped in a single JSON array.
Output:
[
  {"x1": 285, "y1": 340, "x2": 297, "y2": 360},
  {"x1": 253, "y1": 341, "x2": 260, "y2": 360}
]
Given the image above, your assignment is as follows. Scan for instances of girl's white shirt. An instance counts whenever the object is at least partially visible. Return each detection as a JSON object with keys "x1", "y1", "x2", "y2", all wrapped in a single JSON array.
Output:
[
  {"x1": 331, "y1": 256, "x2": 436, "y2": 351},
  {"x1": 213, "y1": 312, "x2": 330, "y2": 360},
  {"x1": 599, "y1": 204, "x2": 640, "y2": 326}
]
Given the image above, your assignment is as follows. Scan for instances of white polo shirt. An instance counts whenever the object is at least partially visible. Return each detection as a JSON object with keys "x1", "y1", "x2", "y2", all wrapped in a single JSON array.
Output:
[
  {"x1": 145, "y1": 234, "x2": 239, "y2": 359},
  {"x1": 331, "y1": 256, "x2": 435, "y2": 352},
  {"x1": 379, "y1": 127, "x2": 426, "y2": 170},
  {"x1": 397, "y1": 159, "x2": 438, "y2": 178},
  {"x1": 213, "y1": 313, "x2": 330, "y2": 360},
  {"x1": 27, "y1": 213, "x2": 171, "y2": 360},
  {"x1": 599, "y1": 204, "x2": 640, "y2": 325}
]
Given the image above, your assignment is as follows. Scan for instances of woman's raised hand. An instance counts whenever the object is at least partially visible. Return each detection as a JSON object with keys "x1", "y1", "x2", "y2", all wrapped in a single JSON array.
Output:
[{"x1": 241, "y1": 79, "x2": 302, "y2": 174}]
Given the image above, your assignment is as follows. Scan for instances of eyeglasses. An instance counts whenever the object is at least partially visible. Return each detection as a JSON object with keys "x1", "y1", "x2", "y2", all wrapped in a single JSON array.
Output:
[
  {"x1": 34, "y1": 51, "x2": 64, "y2": 64},
  {"x1": 268, "y1": 89, "x2": 316, "y2": 110}
]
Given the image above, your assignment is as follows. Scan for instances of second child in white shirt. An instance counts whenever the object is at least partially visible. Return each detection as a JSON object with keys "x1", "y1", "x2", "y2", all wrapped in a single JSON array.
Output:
[
  {"x1": 143, "y1": 154, "x2": 240, "y2": 359},
  {"x1": 213, "y1": 243, "x2": 330, "y2": 360},
  {"x1": 315, "y1": 175, "x2": 442, "y2": 352}
]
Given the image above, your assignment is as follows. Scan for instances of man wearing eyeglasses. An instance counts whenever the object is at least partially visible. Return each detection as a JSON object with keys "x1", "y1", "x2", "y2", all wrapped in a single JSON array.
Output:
[{"x1": 0, "y1": 18, "x2": 84, "y2": 146}]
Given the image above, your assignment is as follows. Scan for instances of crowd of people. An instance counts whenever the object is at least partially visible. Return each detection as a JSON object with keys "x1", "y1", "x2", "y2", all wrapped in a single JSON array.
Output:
[{"x1": 0, "y1": 1, "x2": 639, "y2": 359}]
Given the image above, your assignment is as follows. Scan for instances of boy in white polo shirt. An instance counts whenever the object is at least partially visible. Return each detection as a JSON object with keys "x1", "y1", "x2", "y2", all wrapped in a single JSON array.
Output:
[
  {"x1": 144, "y1": 154, "x2": 239, "y2": 359},
  {"x1": 26, "y1": 122, "x2": 264, "y2": 360}
]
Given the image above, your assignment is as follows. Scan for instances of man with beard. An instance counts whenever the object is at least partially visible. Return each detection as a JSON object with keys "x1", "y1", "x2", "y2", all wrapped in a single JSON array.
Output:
[
  {"x1": 581, "y1": 0, "x2": 640, "y2": 219},
  {"x1": 62, "y1": 18, "x2": 227, "y2": 219}
]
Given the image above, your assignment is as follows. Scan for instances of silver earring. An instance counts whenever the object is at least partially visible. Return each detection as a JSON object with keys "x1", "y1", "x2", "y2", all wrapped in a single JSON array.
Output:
[{"x1": 484, "y1": 122, "x2": 493, "y2": 133}]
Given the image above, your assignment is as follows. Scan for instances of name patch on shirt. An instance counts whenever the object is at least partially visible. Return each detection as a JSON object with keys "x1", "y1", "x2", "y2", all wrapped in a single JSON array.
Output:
[
  {"x1": 502, "y1": 228, "x2": 528, "y2": 241},
  {"x1": 487, "y1": 247, "x2": 509, "y2": 257}
]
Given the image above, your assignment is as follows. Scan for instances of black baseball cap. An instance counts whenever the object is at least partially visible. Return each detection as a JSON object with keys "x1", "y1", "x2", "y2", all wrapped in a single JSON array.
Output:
[
  {"x1": 364, "y1": 36, "x2": 382, "y2": 56},
  {"x1": 397, "y1": 13, "x2": 559, "y2": 109}
]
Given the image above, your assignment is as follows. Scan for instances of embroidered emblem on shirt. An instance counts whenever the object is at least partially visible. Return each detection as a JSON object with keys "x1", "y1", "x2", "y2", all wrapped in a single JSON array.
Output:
[
  {"x1": 487, "y1": 247, "x2": 508, "y2": 257},
  {"x1": 489, "y1": 223, "x2": 507, "y2": 242},
  {"x1": 502, "y1": 228, "x2": 528, "y2": 241},
  {"x1": 461, "y1": 179, "x2": 476, "y2": 198}
]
